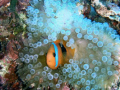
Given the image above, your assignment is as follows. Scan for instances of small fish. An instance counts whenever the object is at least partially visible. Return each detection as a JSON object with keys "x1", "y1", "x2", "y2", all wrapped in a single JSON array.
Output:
[{"x1": 46, "y1": 40, "x2": 75, "y2": 69}]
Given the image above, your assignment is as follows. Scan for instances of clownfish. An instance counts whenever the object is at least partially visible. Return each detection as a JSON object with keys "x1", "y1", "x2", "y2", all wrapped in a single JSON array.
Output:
[{"x1": 46, "y1": 40, "x2": 75, "y2": 69}]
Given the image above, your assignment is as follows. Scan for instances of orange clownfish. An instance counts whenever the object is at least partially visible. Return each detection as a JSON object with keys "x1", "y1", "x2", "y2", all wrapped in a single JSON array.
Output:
[{"x1": 46, "y1": 40, "x2": 75, "y2": 69}]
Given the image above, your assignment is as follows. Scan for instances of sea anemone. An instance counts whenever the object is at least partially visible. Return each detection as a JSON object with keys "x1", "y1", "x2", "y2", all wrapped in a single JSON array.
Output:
[{"x1": 17, "y1": 0, "x2": 120, "y2": 89}]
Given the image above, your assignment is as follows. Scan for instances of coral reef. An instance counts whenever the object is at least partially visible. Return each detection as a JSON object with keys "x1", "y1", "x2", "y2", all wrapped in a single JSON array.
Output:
[
  {"x1": 91, "y1": 0, "x2": 120, "y2": 22},
  {"x1": 15, "y1": 0, "x2": 120, "y2": 89},
  {"x1": 0, "y1": 0, "x2": 120, "y2": 90}
]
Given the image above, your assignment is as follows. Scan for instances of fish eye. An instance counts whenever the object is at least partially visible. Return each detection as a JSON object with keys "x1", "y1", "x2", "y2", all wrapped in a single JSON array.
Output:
[{"x1": 53, "y1": 53, "x2": 56, "y2": 57}]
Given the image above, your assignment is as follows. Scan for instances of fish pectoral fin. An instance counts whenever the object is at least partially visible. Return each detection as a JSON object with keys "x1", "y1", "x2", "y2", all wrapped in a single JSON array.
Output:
[
  {"x1": 62, "y1": 52, "x2": 69, "y2": 63},
  {"x1": 62, "y1": 52, "x2": 67, "y2": 58}
]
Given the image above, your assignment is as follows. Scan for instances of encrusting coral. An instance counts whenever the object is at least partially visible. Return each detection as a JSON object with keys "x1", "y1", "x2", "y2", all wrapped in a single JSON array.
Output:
[{"x1": 16, "y1": 0, "x2": 120, "y2": 89}]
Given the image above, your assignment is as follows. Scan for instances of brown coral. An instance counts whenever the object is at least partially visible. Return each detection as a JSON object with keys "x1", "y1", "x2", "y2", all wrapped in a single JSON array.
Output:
[
  {"x1": 0, "y1": 0, "x2": 10, "y2": 7},
  {"x1": 4, "y1": 61, "x2": 21, "y2": 90},
  {"x1": 17, "y1": 0, "x2": 30, "y2": 11},
  {"x1": 6, "y1": 40, "x2": 19, "y2": 60}
]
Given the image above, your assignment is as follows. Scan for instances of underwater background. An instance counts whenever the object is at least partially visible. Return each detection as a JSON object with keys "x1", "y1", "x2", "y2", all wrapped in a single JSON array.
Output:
[{"x1": 0, "y1": 0, "x2": 120, "y2": 90}]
